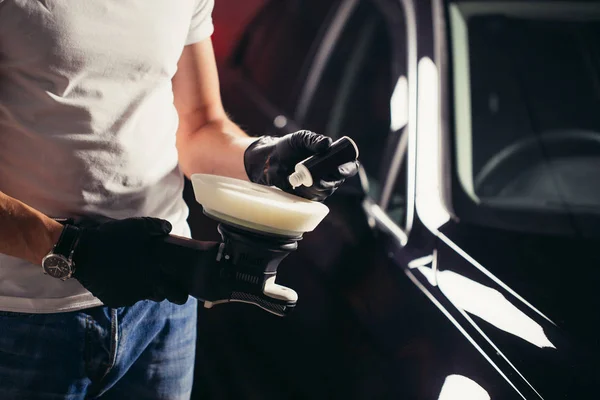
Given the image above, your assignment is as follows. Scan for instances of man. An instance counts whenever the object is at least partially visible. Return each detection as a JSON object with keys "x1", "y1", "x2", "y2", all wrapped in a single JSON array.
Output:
[{"x1": 0, "y1": 1, "x2": 357, "y2": 399}]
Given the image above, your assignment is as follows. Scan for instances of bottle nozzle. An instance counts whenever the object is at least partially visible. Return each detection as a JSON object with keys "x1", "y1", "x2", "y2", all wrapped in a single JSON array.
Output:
[
  {"x1": 288, "y1": 136, "x2": 358, "y2": 190},
  {"x1": 288, "y1": 164, "x2": 313, "y2": 189}
]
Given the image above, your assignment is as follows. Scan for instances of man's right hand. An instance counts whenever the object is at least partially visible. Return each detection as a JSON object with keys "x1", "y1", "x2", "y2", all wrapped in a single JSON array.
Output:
[{"x1": 71, "y1": 217, "x2": 196, "y2": 308}]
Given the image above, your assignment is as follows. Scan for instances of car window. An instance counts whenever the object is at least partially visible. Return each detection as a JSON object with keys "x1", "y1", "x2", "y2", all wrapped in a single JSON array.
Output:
[
  {"x1": 301, "y1": 0, "x2": 408, "y2": 217},
  {"x1": 234, "y1": 0, "x2": 339, "y2": 115},
  {"x1": 452, "y1": 6, "x2": 600, "y2": 214}
]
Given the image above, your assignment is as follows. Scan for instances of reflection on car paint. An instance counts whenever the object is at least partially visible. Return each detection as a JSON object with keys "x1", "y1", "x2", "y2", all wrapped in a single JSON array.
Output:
[
  {"x1": 415, "y1": 57, "x2": 450, "y2": 231},
  {"x1": 403, "y1": 264, "x2": 529, "y2": 399},
  {"x1": 437, "y1": 375, "x2": 490, "y2": 400},
  {"x1": 436, "y1": 269, "x2": 555, "y2": 349}
]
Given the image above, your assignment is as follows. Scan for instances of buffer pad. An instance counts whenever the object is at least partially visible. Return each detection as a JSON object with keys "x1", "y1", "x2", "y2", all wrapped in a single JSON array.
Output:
[{"x1": 190, "y1": 174, "x2": 330, "y2": 236}]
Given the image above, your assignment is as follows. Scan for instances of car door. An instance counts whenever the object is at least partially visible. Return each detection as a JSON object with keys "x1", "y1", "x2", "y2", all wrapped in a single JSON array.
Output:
[{"x1": 353, "y1": 1, "x2": 555, "y2": 398}]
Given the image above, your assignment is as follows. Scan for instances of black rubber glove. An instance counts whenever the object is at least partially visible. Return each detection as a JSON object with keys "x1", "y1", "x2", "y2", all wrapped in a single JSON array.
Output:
[
  {"x1": 244, "y1": 130, "x2": 359, "y2": 201},
  {"x1": 72, "y1": 217, "x2": 191, "y2": 308}
]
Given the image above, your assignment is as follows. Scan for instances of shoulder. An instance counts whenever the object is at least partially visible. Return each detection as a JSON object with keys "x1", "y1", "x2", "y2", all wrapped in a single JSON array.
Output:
[{"x1": 186, "y1": 0, "x2": 215, "y2": 45}]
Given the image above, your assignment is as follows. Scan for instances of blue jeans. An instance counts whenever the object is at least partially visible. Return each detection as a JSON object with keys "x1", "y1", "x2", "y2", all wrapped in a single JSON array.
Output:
[{"x1": 0, "y1": 297, "x2": 198, "y2": 399}]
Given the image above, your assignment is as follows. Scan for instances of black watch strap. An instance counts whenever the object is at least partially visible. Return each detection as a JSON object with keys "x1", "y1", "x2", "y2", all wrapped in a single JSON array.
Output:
[
  {"x1": 54, "y1": 224, "x2": 81, "y2": 259},
  {"x1": 53, "y1": 218, "x2": 75, "y2": 226}
]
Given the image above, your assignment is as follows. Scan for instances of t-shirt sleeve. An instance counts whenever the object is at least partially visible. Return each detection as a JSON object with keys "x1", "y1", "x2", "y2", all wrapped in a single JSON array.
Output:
[{"x1": 185, "y1": 0, "x2": 215, "y2": 45}]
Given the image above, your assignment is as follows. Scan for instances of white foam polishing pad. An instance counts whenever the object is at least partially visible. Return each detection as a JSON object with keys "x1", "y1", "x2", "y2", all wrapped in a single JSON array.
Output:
[{"x1": 190, "y1": 174, "x2": 330, "y2": 236}]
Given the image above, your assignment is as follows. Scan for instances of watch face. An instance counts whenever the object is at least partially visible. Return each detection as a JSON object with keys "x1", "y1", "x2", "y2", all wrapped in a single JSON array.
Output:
[{"x1": 43, "y1": 255, "x2": 72, "y2": 279}]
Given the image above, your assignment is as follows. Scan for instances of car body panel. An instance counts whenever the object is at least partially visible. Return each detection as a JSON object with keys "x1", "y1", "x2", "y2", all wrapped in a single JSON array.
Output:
[{"x1": 188, "y1": 0, "x2": 600, "y2": 398}]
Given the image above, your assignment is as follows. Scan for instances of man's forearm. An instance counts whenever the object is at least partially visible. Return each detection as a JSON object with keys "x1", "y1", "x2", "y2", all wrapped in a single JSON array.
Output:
[
  {"x1": 172, "y1": 40, "x2": 260, "y2": 180},
  {"x1": 0, "y1": 191, "x2": 64, "y2": 265},
  {"x1": 176, "y1": 116, "x2": 257, "y2": 180}
]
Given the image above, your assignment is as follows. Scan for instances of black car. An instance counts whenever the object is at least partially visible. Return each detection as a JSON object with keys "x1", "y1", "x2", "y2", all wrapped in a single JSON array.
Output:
[{"x1": 186, "y1": 0, "x2": 600, "y2": 399}]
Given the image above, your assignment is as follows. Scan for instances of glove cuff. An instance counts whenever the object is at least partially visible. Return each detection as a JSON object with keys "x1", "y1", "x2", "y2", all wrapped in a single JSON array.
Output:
[{"x1": 243, "y1": 135, "x2": 277, "y2": 185}]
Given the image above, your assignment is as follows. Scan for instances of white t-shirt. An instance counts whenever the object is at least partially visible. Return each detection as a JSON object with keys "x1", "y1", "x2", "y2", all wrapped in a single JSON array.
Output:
[{"x1": 0, "y1": 0, "x2": 215, "y2": 313}]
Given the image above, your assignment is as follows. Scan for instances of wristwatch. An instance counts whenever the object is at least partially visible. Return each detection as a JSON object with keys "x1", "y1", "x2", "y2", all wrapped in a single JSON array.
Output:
[{"x1": 41, "y1": 223, "x2": 81, "y2": 281}]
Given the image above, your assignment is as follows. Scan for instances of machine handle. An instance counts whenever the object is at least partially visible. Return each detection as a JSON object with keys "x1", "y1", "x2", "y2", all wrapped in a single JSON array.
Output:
[
  {"x1": 229, "y1": 290, "x2": 296, "y2": 317},
  {"x1": 159, "y1": 229, "x2": 300, "y2": 317},
  {"x1": 204, "y1": 277, "x2": 298, "y2": 317},
  {"x1": 201, "y1": 286, "x2": 297, "y2": 317}
]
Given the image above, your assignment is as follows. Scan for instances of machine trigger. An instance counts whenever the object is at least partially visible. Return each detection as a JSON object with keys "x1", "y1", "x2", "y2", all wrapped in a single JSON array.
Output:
[{"x1": 263, "y1": 276, "x2": 298, "y2": 303}]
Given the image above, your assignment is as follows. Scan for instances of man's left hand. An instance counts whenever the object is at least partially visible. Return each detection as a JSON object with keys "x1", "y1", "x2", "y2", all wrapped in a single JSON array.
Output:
[{"x1": 243, "y1": 131, "x2": 359, "y2": 202}]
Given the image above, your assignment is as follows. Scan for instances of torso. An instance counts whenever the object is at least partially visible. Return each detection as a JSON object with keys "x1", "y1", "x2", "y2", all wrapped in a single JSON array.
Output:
[{"x1": 0, "y1": 0, "x2": 212, "y2": 312}]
